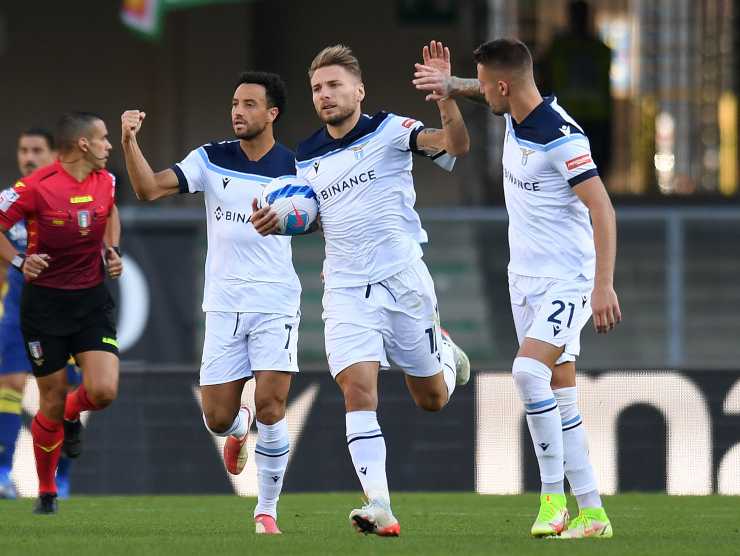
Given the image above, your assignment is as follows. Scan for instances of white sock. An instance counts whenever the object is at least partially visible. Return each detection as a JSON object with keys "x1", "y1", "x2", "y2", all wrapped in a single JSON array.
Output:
[
  {"x1": 542, "y1": 481, "x2": 565, "y2": 495},
  {"x1": 203, "y1": 407, "x2": 250, "y2": 438},
  {"x1": 346, "y1": 411, "x2": 390, "y2": 505},
  {"x1": 440, "y1": 337, "x2": 456, "y2": 400},
  {"x1": 554, "y1": 386, "x2": 602, "y2": 509},
  {"x1": 253, "y1": 418, "x2": 290, "y2": 519},
  {"x1": 512, "y1": 357, "x2": 564, "y2": 485}
]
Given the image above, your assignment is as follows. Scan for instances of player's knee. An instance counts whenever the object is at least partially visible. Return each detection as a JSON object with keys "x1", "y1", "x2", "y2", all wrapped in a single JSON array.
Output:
[
  {"x1": 88, "y1": 385, "x2": 117, "y2": 408},
  {"x1": 341, "y1": 383, "x2": 377, "y2": 411},
  {"x1": 255, "y1": 397, "x2": 286, "y2": 425},
  {"x1": 414, "y1": 389, "x2": 447, "y2": 412},
  {"x1": 202, "y1": 408, "x2": 234, "y2": 434},
  {"x1": 512, "y1": 356, "x2": 552, "y2": 400}
]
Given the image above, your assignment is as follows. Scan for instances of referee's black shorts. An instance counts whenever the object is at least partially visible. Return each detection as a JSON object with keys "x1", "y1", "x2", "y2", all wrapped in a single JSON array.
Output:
[{"x1": 21, "y1": 283, "x2": 119, "y2": 377}]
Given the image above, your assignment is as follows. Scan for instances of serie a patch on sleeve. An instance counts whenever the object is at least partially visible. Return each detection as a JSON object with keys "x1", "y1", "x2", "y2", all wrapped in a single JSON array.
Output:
[
  {"x1": 0, "y1": 187, "x2": 20, "y2": 212},
  {"x1": 566, "y1": 154, "x2": 592, "y2": 171}
]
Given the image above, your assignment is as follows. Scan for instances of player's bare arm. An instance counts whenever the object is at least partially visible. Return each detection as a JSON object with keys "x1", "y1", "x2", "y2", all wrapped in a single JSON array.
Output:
[
  {"x1": 412, "y1": 41, "x2": 470, "y2": 156},
  {"x1": 413, "y1": 41, "x2": 487, "y2": 106},
  {"x1": 104, "y1": 204, "x2": 123, "y2": 279},
  {"x1": 414, "y1": 72, "x2": 487, "y2": 106},
  {"x1": 573, "y1": 176, "x2": 622, "y2": 334},
  {"x1": 121, "y1": 110, "x2": 180, "y2": 201}
]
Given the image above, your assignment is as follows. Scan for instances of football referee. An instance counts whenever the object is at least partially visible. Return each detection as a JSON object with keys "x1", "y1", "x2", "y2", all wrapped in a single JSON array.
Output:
[{"x1": 0, "y1": 112, "x2": 123, "y2": 514}]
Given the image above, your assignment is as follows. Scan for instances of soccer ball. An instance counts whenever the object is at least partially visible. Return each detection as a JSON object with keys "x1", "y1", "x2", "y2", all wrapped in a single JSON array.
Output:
[{"x1": 258, "y1": 176, "x2": 319, "y2": 235}]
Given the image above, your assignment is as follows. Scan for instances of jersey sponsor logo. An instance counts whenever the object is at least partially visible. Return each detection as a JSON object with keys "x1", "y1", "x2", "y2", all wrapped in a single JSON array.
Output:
[
  {"x1": 0, "y1": 188, "x2": 20, "y2": 212},
  {"x1": 503, "y1": 166, "x2": 540, "y2": 192},
  {"x1": 52, "y1": 219, "x2": 65, "y2": 226},
  {"x1": 214, "y1": 205, "x2": 250, "y2": 224},
  {"x1": 566, "y1": 154, "x2": 592, "y2": 171},
  {"x1": 70, "y1": 195, "x2": 93, "y2": 204},
  {"x1": 317, "y1": 169, "x2": 377, "y2": 204},
  {"x1": 519, "y1": 147, "x2": 535, "y2": 166},
  {"x1": 559, "y1": 125, "x2": 571, "y2": 136},
  {"x1": 401, "y1": 118, "x2": 417, "y2": 129}
]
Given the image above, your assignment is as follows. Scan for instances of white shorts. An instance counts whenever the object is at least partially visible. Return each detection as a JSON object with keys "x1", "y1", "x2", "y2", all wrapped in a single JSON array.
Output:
[
  {"x1": 199, "y1": 311, "x2": 300, "y2": 386},
  {"x1": 322, "y1": 258, "x2": 444, "y2": 379},
  {"x1": 508, "y1": 272, "x2": 593, "y2": 365}
]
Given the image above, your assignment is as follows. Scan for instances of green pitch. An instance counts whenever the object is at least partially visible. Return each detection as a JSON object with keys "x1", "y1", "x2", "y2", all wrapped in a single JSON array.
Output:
[{"x1": 2, "y1": 493, "x2": 738, "y2": 555}]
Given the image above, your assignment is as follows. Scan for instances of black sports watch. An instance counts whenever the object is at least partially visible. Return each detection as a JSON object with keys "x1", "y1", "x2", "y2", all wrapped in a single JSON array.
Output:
[{"x1": 10, "y1": 253, "x2": 26, "y2": 273}]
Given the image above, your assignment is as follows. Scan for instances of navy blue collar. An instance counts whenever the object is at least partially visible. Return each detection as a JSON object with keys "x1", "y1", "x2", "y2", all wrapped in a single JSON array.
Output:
[
  {"x1": 296, "y1": 111, "x2": 390, "y2": 162},
  {"x1": 512, "y1": 96, "x2": 553, "y2": 129},
  {"x1": 202, "y1": 141, "x2": 294, "y2": 175}
]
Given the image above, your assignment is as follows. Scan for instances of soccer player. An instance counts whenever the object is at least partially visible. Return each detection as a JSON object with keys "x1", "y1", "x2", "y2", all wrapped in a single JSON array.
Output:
[
  {"x1": 413, "y1": 39, "x2": 621, "y2": 538},
  {"x1": 0, "y1": 112, "x2": 123, "y2": 514},
  {"x1": 0, "y1": 129, "x2": 57, "y2": 498},
  {"x1": 252, "y1": 43, "x2": 471, "y2": 537},
  {"x1": 121, "y1": 71, "x2": 300, "y2": 535}
]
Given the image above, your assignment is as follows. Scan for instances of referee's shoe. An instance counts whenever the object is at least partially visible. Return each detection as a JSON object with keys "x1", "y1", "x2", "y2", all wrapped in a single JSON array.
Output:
[
  {"x1": 62, "y1": 419, "x2": 82, "y2": 459},
  {"x1": 33, "y1": 493, "x2": 58, "y2": 515}
]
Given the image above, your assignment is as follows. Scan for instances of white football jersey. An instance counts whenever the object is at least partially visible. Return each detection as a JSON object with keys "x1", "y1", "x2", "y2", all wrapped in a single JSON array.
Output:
[
  {"x1": 173, "y1": 140, "x2": 301, "y2": 314},
  {"x1": 502, "y1": 96, "x2": 597, "y2": 280},
  {"x1": 295, "y1": 112, "x2": 453, "y2": 289}
]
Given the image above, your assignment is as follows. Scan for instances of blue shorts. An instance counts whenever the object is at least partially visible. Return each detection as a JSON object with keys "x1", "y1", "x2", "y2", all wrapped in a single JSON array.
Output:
[
  {"x1": 0, "y1": 323, "x2": 81, "y2": 385},
  {"x1": 0, "y1": 323, "x2": 29, "y2": 375}
]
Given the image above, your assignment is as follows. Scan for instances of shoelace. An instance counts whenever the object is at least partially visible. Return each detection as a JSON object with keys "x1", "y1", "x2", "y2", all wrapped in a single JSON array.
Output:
[
  {"x1": 537, "y1": 501, "x2": 563, "y2": 522},
  {"x1": 567, "y1": 514, "x2": 595, "y2": 531}
]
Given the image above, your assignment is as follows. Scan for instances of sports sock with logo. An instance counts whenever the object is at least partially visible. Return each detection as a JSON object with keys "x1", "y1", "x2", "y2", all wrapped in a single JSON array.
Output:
[
  {"x1": 253, "y1": 418, "x2": 290, "y2": 519},
  {"x1": 31, "y1": 411, "x2": 63, "y2": 495},
  {"x1": 553, "y1": 386, "x2": 602, "y2": 509},
  {"x1": 346, "y1": 410, "x2": 390, "y2": 505},
  {"x1": 0, "y1": 387, "x2": 23, "y2": 475},
  {"x1": 512, "y1": 357, "x2": 565, "y2": 490}
]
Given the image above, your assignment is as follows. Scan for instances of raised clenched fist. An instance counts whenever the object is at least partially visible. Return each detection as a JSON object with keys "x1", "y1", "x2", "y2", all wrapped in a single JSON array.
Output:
[{"x1": 121, "y1": 110, "x2": 146, "y2": 141}]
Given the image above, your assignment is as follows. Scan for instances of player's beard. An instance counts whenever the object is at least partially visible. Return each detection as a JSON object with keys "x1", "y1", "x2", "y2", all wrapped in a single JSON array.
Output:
[
  {"x1": 234, "y1": 121, "x2": 267, "y2": 141},
  {"x1": 22, "y1": 162, "x2": 36, "y2": 175},
  {"x1": 318, "y1": 104, "x2": 356, "y2": 127}
]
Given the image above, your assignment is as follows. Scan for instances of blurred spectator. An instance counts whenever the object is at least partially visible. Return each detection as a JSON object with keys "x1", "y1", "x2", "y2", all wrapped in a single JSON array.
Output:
[{"x1": 540, "y1": 1, "x2": 613, "y2": 176}]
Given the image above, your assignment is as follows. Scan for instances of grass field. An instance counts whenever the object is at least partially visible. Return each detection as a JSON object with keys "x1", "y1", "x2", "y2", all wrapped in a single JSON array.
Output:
[{"x1": 2, "y1": 493, "x2": 738, "y2": 555}]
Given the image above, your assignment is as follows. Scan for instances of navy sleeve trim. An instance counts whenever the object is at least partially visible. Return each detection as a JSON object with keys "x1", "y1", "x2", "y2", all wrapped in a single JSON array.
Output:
[
  {"x1": 171, "y1": 164, "x2": 189, "y2": 194},
  {"x1": 568, "y1": 168, "x2": 599, "y2": 187}
]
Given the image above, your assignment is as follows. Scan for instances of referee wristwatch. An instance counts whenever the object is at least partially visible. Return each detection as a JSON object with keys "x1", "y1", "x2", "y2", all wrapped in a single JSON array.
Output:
[{"x1": 11, "y1": 253, "x2": 26, "y2": 273}]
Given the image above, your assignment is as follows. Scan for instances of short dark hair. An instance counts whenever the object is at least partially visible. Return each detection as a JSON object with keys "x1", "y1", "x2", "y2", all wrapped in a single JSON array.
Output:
[
  {"x1": 473, "y1": 39, "x2": 533, "y2": 73},
  {"x1": 20, "y1": 127, "x2": 55, "y2": 150},
  {"x1": 235, "y1": 71, "x2": 287, "y2": 122},
  {"x1": 56, "y1": 112, "x2": 103, "y2": 153}
]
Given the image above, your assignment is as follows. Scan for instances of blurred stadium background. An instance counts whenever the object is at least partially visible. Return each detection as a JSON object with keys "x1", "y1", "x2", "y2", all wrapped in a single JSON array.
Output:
[{"x1": 1, "y1": 0, "x2": 739, "y2": 499}]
